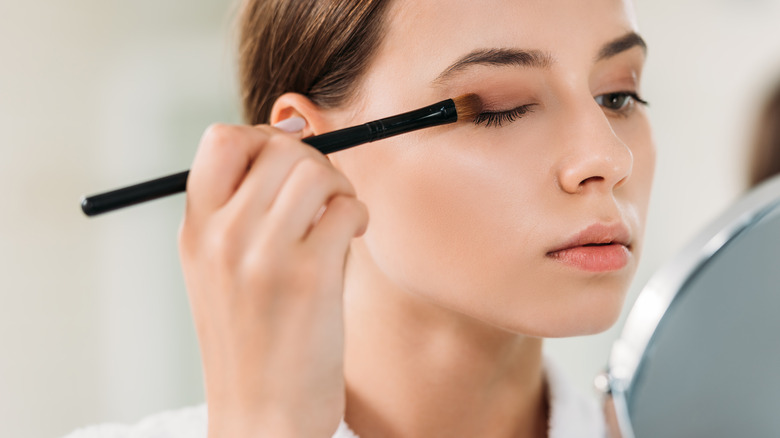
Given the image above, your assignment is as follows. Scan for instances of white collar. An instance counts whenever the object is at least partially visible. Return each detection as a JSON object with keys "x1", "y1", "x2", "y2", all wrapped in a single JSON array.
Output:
[
  {"x1": 543, "y1": 356, "x2": 605, "y2": 438},
  {"x1": 334, "y1": 357, "x2": 605, "y2": 438},
  {"x1": 63, "y1": 359, "x2": 604, "y2": 438}
]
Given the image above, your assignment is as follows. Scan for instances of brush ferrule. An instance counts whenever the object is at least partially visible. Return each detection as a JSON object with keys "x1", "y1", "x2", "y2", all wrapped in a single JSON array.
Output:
[
  {"x1": 305, "y1": 98, "x2": 457, "y2": 154},
  {"x1": 367, "y1": 98, "x2": 457, "y2": 138}
]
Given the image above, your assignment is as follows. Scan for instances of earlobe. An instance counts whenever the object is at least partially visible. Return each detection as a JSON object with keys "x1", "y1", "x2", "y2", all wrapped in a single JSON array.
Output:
[{"x1": 270, "y1": 92, "x2": 330, "y2": 138}]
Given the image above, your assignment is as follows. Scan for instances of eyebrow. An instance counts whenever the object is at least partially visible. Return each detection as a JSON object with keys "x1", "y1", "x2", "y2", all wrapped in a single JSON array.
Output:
[
  {"x1": 432, "y1": 31, "x2": 647, "y2": 85},
  {"x1": 433, "y1": 49, "x2": 552, "y2": 84},
  {"x1": 596, "y1": 31, "x2": 647, "y2": 61}
]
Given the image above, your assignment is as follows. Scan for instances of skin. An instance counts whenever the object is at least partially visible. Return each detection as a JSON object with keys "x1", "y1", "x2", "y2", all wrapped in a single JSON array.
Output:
[{"x1": 179, "y1": 0, "x2": 655, "y2": 437}]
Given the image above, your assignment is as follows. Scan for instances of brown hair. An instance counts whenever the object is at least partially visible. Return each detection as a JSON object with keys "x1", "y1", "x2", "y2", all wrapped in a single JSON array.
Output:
[
  {"x1": 748, "y1": 80, "x2": 780, "y2": 187},
  {"x1": 237, "y1": 0, "x2": 391, "y2": 125}
]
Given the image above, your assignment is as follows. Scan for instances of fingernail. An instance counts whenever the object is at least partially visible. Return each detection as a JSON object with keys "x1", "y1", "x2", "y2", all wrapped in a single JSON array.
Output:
[{"x1": 273, "y1": 116, "x2": 306, "y2": 133}]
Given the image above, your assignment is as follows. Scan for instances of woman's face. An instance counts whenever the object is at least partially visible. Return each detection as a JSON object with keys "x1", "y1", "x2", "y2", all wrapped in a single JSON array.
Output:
[{"x1": 328, "y1": 0, "x2": 655, "y2": 337}]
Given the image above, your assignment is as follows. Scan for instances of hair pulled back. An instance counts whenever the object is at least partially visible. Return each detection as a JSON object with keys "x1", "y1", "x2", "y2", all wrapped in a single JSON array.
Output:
[
  {"x1": 748, "y1": 80, "x2": 780, "y2": 187},
  {"x1": 238, "y1": 0, "x2": 391, "y2": 125}
]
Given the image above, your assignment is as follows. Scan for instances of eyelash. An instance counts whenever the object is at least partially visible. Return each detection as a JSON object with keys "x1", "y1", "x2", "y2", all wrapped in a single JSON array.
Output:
[
  {"x1": 472, "y1": 92, "x2": 649, "y2": 128},
  {"x1": 473, "y1": 105, "x2": 535, "y2": 127}
]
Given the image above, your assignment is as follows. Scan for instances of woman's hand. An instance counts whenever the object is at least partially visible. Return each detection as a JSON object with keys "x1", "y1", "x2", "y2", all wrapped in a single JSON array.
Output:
[{"x1": 178, "y1": 119, "x2": 368, "y2": 438}]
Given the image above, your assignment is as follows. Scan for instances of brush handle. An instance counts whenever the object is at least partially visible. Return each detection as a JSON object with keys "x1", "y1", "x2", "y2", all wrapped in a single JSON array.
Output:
[
  {"x1": 81, "y1": 98, "x2": 457, "y2": 217},
  {"x1": 80, "y1": 170, "x2": 190, "y2": 216}
]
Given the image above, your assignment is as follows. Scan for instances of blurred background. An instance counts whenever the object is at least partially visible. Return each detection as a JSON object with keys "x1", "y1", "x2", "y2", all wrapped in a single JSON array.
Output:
[{"x1": 1, "y1": 1, "x2": 779, "y2": 436}]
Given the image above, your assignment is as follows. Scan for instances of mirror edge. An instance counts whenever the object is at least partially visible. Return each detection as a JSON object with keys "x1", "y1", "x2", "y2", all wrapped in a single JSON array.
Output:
[{"x1": 600, "y1": 174, "x2": 780, "y2": 438}]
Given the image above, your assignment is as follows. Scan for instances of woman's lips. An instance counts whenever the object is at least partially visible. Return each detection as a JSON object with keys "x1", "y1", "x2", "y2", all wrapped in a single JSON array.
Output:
[
  {"x1": 546, "y1": 223, "x2": 632, "y2": 272},
  {"x1": 547, "y1": 244, "x2": 630, "y2": 272}
]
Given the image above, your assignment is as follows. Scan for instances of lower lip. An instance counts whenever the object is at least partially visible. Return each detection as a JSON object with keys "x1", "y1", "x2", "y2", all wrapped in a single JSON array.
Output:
[{"x1": 547, "y1": 244, "x2": 630, "y2": 272}]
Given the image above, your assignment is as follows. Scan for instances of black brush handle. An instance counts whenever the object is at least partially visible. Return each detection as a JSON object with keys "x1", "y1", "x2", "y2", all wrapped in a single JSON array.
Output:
[
  {"x1": 81, "y1": 170, "x2": 190, "y2": 216},
  {"x1": 81, "y1": 98, "x2": 457, "y2": 217}
]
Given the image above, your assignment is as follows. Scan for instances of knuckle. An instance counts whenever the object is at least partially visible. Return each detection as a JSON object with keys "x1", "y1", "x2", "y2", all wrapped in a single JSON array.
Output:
[
  {"x1": 338, "y1": 173, "x2": 358, "y2": 196},
  {"x1": 355, "y1": 198, "x2": 369, "y2": 224},
  {"x1": 331, "y1": 194, "x2": 358, "y2": 213},
  {"x1": 200, "y1": 123, "x2": 270, "y2": 159},
  {"x1": 264, "y1": 134, "x2": 321, "y2": 166},
  {"x1": 265, "y1": 135, "x2": 310, "y2": 163},
  {"x1": 318, "y1": 165, "x2": 355, "y2": 197},
  {"x1": 200, "y1": 123, "x2": 239, "y2": 147},
  {"x1": 327, "y1": 194, "x2": 350, "y2": 211},
  {"x1": 295, "y1": 157, "x2": 332, "y2": 184},
  {"x1": 265, "y1": 131, "x2": 295, "y2": 148},
  {"x1": 333, "y1": 196, "x2": 369, "y2": 228},
  {"x1": 262, "y1": 134, "x2": 290, "y2": 156},
  {"x1": 273, "y1": 133, "x2": 328, "y2": 162}
]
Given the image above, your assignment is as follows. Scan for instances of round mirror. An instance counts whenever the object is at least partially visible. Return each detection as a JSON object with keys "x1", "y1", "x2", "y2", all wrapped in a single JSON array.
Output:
[{"x1": 603, "y1": 174, "x2": 780, "y2": 438}]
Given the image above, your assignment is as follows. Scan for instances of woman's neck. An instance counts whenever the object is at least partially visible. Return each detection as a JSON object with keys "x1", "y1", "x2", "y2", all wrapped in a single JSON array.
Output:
[{"x1": 342, "y1": 241, "x2": 548, "y2": 438}]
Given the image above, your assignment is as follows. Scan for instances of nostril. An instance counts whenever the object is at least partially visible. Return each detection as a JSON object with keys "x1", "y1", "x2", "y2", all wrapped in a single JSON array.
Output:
[{"x1": 580, "y1": 176, "x2": 605, "y2": 186}]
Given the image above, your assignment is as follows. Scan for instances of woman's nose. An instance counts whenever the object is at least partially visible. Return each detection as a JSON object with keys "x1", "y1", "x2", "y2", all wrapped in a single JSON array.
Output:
[{"x1": 555, "y1": 104, "x2": 633, "y2": 195}]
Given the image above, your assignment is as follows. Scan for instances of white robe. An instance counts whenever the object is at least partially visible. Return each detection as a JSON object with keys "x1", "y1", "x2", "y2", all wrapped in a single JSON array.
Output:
[{"x1": 63, "y1": 358, "x2": 605, "y2": 438}]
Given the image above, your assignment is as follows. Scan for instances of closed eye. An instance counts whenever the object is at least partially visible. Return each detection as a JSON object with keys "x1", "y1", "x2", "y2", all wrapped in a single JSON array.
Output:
[{"x1": 473, "y1": 104, "x2": 536, "y2": 128}]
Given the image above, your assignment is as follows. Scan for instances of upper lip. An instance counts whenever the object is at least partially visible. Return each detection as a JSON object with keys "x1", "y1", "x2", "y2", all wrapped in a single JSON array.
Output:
[{"x1": 547, "y1": 222, "x2": 632, "y2": 254}]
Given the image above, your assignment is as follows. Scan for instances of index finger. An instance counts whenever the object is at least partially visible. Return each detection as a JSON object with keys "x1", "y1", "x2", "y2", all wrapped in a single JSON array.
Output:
[{"x1": 186, "y1": 123, "x2": 292, "y2": 214}]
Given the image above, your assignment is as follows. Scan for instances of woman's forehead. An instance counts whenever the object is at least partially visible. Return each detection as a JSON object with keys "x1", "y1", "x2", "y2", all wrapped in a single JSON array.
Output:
[{"x1": 378, "y1": 0, "x2": 638, "y2": 74}]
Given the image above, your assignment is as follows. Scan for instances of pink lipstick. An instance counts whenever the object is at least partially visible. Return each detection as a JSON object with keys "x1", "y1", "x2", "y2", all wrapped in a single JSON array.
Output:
[{"x1": 547, "y1": 223, "x2": 631, "y2": 272}]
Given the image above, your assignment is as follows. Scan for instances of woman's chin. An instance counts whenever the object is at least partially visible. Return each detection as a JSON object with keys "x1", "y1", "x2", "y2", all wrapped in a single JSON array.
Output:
[{"x1": 481, "y1": 289, "x2": 628, "y2": 339}]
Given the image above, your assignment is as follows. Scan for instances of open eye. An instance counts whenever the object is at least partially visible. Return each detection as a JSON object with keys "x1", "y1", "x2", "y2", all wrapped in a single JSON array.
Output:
[{"x1": 595, "y1": 91, "x2": 648, "y2": 114}]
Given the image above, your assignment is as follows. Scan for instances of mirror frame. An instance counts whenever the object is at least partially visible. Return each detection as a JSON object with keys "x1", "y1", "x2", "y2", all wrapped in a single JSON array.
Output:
[{"x1": 599, "y1": 174, "x2": 780, "y2": 438}]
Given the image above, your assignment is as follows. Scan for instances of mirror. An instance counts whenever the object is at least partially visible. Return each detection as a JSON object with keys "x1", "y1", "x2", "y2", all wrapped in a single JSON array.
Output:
[{"x1": 602, "y1": 174, "x2": 780, "y2": 438}]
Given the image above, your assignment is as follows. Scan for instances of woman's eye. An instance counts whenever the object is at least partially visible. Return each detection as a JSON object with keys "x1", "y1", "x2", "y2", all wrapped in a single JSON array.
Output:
[
  {"x1": 595, "y1": 91, "x2": 648, "y2": 114},
  {"x1": 473, "y1": 104, "x2": 535, "y2": 128}
]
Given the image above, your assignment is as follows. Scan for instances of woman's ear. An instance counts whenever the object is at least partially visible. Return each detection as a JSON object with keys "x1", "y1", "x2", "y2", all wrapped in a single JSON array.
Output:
[{"x1": 269, "y1": 93, "x2": 331, "y2": 138}]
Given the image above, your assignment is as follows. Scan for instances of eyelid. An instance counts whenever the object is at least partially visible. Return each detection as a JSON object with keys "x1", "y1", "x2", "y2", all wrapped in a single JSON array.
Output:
[
  {"x1": 473, "y1": 104, "x2": 536, "y2": 128},
  {"x1": 597, "y1": 89, "x2": 648, "y2": 104},
  {"x1": 471, "y1": 89, "x2": 648, "y2": 127}
]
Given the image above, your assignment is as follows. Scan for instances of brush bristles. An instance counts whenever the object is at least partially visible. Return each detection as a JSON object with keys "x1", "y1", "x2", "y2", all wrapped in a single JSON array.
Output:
[{"x1": 452, "y1": 93, "x2": 483, "y2": 122}]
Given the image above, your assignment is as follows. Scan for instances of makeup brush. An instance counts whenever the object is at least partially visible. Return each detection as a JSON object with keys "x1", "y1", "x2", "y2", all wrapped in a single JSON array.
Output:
[{"x1": 80, "y1": 94, "x2": 482, "y2": 216}]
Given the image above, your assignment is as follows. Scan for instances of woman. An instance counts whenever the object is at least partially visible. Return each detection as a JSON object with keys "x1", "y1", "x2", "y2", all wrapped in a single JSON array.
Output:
[{"x1": 68, "y1": 0, "x2": 655, "y2": 436}]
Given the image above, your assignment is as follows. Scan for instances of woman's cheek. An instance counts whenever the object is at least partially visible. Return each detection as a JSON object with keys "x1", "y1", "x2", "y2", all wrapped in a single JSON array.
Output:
[{"x1": 362, "y1": 144, "x2": 543, "y2": 297}]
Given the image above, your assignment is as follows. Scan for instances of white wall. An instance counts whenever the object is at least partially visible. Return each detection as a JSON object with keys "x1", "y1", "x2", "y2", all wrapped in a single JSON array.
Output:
[
  {"x1": 1, "y1": 1, "x2": 779, "y2": 437},
  {"x1": 0, "y1": 2, "x2": 240, "y2": 436}
]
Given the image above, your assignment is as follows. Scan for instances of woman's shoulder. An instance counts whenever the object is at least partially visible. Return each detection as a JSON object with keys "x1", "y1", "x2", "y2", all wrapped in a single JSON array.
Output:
[{"x1": 62, "y1": 404, "x2": 356, "y2": 438}]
